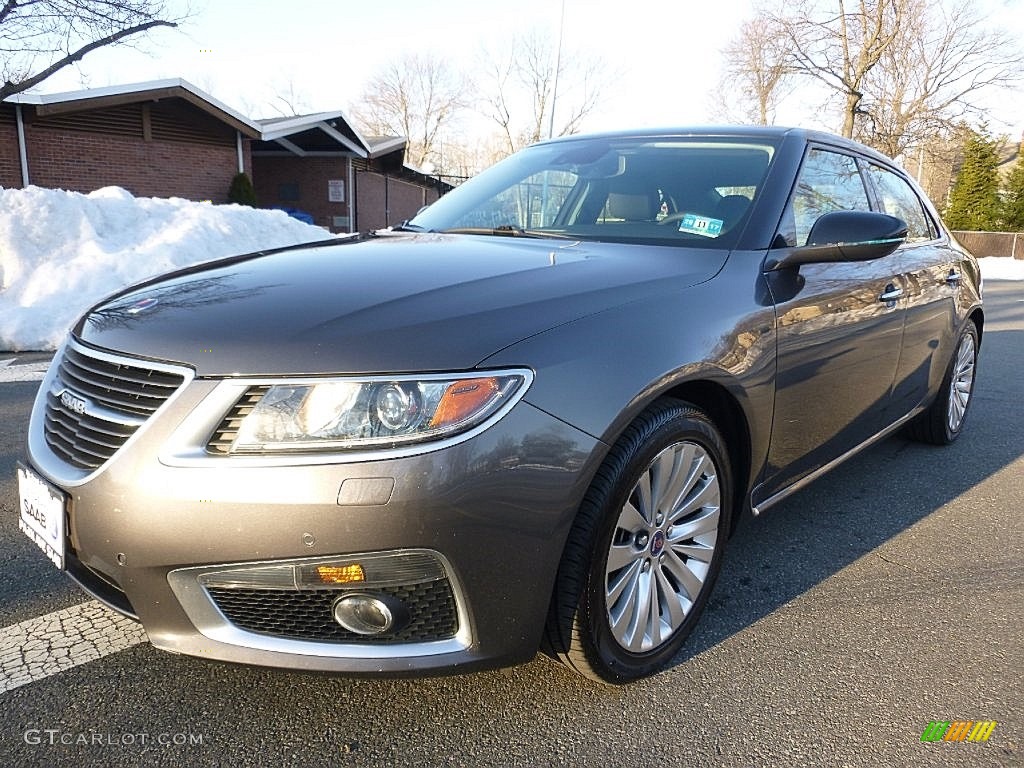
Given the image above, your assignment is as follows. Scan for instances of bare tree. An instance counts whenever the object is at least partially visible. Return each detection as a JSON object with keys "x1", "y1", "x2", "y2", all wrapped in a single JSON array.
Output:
[
  {"x1": 0, "y1": 0, "x2": 182, "y2": 101},
  {"x1": 719, "y1": 17, "x2": 795, "y2": 125},
  {"x1": 267, "y1": 77, "x2": 312, "y2": 118},
  {"x1": 748, "y1": 0, "x2": 1024, "y2": 159},
  {"x1": 351, "y1": 53, "x2": 467, "y2": 170},
  {"x1": 766, "y1": 0, "x2": 906, "y2": 138},
  {"x1": 479, "y1": 30, "x2": 604, "y2": 157},
  {"x1": 856, "y1": 0, "x2": 1024, "y2": 159}
]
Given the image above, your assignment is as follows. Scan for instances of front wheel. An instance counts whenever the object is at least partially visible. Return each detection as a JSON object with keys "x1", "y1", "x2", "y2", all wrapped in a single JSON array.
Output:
[
  {"x1": 905, "y1": 322, "x2": 979, "y2": 445},
  {"x1": 544, "y1": 400, "x2": 732, "y2": 683}
]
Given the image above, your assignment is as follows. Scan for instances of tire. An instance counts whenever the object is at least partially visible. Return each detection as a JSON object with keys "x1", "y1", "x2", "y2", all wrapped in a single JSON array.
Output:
[
  {"x1": 905, "y1": 322, "x2": 979, "y2": 445},
  {"x1": 544, "y1": 399, "x2": 732, "y2": 684}
]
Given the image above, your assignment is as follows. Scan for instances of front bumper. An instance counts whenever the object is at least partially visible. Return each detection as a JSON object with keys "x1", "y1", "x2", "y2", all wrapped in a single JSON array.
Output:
[{"x1": 26, "y1": 341, "x2": 602, "y2": 675}]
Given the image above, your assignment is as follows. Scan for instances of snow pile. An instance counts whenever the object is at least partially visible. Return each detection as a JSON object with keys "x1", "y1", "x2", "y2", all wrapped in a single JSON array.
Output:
[
  {"x1": 0, "y1": 186, "x2": 332, "y2": 351},
  {"x1": 1, "y1": 184, "x2": 1022, "y2": 353},
  {"x1": 977, "y1": 257, "x2": 1024, "y2": 281}
]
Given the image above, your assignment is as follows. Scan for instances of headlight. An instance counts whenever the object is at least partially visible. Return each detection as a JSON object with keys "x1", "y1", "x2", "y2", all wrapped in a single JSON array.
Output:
[{"x1": 220, "y1": 370, "x2": 532, "y2": 453}]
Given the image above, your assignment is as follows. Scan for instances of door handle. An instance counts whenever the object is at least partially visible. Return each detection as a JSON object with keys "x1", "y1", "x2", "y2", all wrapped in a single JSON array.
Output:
[
  {"x1": 946, "y1": 270, "x2": 961, "y2": 285},
  {"x1": 879, "y1": 284, "x2": 904, "y2": 302}
]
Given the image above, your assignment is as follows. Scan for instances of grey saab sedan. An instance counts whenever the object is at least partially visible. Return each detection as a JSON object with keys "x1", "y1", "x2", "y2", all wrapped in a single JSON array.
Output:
[{"x1": 18, "y1": 127, "x2": 982, "y2": 683}]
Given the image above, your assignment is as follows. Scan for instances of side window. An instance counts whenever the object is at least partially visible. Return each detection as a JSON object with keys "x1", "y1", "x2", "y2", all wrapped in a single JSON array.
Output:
[
  {"x1": 866, "y1": 164, "x2": 936, "y2": 242},
  {"x1": 780, "y1": 149, "x2": 871, "y2": 246}
]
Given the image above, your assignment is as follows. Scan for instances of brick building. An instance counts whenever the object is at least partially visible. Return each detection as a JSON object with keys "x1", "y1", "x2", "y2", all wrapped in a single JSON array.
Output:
[
  {"x1": 1, "y1": 79, "x2": 446, "y2": 231},
  {"x1": 1, "y1": 80, "x2": 258, "y2": 202},
  {"x1": 252, "y1": 112, "x2": 444, "y2": 233}
]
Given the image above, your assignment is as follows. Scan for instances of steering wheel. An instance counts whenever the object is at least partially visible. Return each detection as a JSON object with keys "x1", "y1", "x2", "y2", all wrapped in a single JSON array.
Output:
[{"x1": 656, "y1": 212, "x2": 691, "y2": 226}]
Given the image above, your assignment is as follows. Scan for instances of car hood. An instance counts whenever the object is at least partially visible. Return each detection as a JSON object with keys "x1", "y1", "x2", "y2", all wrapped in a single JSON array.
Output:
[{"x1": 74, "y1": 233, "x2": 727, "y2": 376}]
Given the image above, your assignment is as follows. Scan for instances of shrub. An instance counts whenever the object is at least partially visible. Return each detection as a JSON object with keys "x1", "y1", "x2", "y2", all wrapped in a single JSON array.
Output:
[{"x1": 227, "y1": 172, "x2": 257, "y2": 207}]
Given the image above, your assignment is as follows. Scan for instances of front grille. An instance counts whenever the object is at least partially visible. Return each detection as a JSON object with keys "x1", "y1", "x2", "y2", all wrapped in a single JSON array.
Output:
[
  {"x1": 43, "y1": 341, "x2": 188, "y2": 470},
  {"x1": 206, "y1": 580, "x2": 459, "y2": 644}
]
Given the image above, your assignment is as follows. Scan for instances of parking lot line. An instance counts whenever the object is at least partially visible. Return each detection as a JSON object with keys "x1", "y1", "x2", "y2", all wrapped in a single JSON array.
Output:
[
  {"x1": 0, "y1": 359, "x2": 50, "y2": 383},
  {"x1": 0, "y1": 601, "x2": 147, "y2": 694}
]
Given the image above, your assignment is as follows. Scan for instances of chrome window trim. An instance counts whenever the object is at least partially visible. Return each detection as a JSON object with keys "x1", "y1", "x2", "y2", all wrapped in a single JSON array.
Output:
[{"x1": 167, "y1": 549, "x2": 474, "y2": 659}]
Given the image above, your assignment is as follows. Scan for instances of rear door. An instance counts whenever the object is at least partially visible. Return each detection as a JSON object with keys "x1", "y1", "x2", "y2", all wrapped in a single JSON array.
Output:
[
  {"x1": 761, "y1": 146, "x2": 906, "y2": 495},
  {"x1": 863, "y1": 163, "x2": 958, "y2": 416}
]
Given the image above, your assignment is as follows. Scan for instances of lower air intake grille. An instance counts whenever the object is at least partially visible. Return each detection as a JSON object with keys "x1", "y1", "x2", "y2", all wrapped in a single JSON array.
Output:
[{"x1": 206, "y1": 580, "x2": 459, "y2": 644}]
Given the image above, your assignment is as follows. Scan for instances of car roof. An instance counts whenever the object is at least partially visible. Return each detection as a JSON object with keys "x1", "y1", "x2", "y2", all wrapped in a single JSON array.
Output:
[{"x1": 534, "y1": 126, "x2": 901, "y2": 168}]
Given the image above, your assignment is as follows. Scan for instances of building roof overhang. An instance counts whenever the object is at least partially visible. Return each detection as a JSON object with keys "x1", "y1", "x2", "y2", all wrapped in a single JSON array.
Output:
[
  {"x1": 4, "y1": 78, "x2": 262, "y2": 137},
  {"x1": 255, "y1": 111, "x2": 406, "y2": 161}
]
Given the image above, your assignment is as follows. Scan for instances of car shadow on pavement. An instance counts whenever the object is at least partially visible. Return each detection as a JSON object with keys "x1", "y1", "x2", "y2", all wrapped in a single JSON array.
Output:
[{"x1": 677, "y1": 316, "x2": 1024, "y2": 668}]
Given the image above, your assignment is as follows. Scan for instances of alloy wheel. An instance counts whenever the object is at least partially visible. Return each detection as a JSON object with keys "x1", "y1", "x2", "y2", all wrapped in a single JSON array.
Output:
[
  {"x1": 947, "y1": 332, "x2": 976, "y2": 433},
  {"x1": 604, "y1": 441, "x2": 720, "y2": 653}
]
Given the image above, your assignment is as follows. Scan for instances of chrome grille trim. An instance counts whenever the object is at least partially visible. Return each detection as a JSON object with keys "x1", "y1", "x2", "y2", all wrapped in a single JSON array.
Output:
[
  {"x1": 38, "y1": 338, "x2": 193, "y2": 475},
  {"x1": 58, "y1": 344, "x2": 184, "y2": 416}
]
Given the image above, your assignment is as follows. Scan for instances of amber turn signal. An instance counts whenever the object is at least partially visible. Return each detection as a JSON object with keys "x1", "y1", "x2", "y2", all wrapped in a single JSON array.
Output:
[
  {"x1": 429, "y1": 378, "x2": 500, "y2": 428},
  {"x1": 316, "y1": 564, "x2": 366, "y2": 584}
]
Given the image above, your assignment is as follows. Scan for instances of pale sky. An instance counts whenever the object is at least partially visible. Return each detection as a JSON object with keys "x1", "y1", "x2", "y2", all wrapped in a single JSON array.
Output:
[{"x1": 33, "y1": 0, "x2": 1024, "y2": 148}]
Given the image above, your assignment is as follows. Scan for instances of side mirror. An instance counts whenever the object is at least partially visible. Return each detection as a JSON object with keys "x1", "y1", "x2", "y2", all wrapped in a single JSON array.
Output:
[{"x1": 767, "y1": 211, "x2": 908, "y2": 270}]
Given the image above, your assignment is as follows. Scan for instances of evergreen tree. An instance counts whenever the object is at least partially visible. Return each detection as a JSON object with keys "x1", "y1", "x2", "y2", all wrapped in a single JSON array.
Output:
[
  {"x1": 944, "y1": 130, "x2": 1001, "y2": 231},
  {"x1": 227, "y1": 172, "x2": 258, "y2": 207},
  {"x1": 1002, "y1": 157, "x2": 1024, "y2": 231}
]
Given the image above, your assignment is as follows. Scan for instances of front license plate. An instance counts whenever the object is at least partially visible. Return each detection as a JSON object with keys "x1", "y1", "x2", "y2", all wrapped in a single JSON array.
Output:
[{"x1": 17, "y1": 463, "x2": 66, "y2": 569}]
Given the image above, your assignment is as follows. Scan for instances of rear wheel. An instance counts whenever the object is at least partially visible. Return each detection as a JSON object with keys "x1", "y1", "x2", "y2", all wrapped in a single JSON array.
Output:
[
  {"x1": 544, "y1": 400, "x2": 732, "y2": 683},
  {"x1": 905, "y1": 322, "x2": 979, "y2": 445}
]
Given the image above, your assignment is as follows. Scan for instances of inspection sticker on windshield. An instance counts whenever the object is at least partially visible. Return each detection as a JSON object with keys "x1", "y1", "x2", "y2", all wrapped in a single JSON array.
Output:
[{"x1": 678, "y1": 213, "x2": 723, "y2": 238}]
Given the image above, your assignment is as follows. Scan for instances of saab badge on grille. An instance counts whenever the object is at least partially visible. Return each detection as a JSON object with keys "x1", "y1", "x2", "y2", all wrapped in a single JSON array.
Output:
[{"x1": 59, "y1": 389, "x2": 89, "y2": 415}]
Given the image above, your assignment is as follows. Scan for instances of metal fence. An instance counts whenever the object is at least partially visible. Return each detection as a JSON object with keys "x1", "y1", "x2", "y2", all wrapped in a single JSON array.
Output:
[{"x1": 950, "y1": 231, "x2": 1024, "y2": 259}]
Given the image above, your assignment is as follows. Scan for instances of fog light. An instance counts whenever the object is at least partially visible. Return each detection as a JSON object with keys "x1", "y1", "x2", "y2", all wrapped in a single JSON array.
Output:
[{"x1": 333, "y1": 594, "x2": 403, "y2": 635}]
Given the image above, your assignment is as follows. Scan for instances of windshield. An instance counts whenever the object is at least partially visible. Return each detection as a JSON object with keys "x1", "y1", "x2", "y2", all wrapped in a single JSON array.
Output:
[{"x1": 409, "y1": 136, "x2": 778, "y2": 248}]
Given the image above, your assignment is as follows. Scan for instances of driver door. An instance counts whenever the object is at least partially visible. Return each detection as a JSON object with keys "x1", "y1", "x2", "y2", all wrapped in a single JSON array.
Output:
[{"x1": 761, "y1": 147, "x2": 906, "y2": 495}]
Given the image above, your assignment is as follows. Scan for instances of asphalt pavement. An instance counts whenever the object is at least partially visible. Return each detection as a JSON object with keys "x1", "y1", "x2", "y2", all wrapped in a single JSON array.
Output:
[{"x1": 0, "y1": 282, "x2": 1021, "y2": 767}]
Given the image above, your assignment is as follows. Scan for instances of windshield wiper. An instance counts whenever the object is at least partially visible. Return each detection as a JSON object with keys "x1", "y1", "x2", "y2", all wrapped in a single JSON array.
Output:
[
  {"x1": 390, "y1": 222, "x2": 431, "y2": 233},
  {"x1": 440, "y1": 226, "x2": 573, "y2": 239}
]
